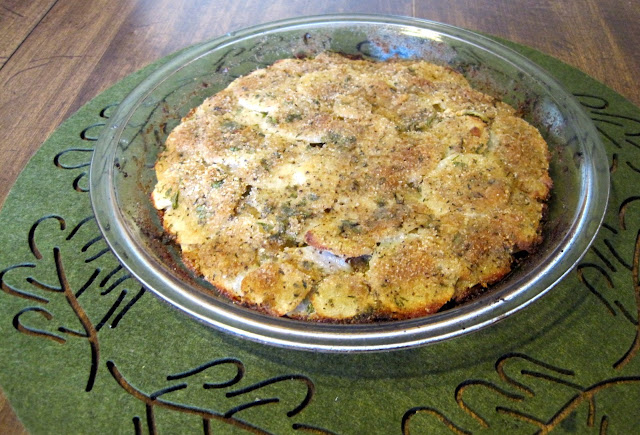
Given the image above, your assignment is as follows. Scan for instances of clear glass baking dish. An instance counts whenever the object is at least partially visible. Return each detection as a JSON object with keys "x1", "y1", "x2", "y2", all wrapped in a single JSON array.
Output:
[{"x1": 90, "y1": 14, "x2": 609, "y2": 351}]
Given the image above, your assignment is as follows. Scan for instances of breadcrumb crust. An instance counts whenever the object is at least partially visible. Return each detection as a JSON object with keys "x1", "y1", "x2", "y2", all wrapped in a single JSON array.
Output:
[{"x1": 152, "y1": 52, "x2": 551, "y2": 321}]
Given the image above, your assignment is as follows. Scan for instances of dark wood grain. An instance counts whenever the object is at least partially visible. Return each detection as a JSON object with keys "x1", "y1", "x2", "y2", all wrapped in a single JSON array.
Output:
[
  {"x1": 0, "y1": 0, "x2": 57, "y2": 68},
  {"x1": 0, "y1": 0, "x2": 638, "y2": 432},
  {"x1": 0, "y1": 386, "x2": 27, "y2": 435}
]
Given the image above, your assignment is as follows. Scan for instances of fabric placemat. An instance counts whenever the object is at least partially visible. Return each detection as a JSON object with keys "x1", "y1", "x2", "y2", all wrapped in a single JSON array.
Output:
[{"x1": 1, "y1": 37, "x2": 639, "y2": 434}]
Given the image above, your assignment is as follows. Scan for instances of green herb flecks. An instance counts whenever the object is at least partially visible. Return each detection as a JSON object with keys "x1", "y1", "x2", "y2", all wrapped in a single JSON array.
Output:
[
  {"x1": 195, "y1": 204, "x2": 208, "y2": 224},
  {"x1": 221, "y1": 120, "x2": 243, "y2": 132},
  {"x1": 256, "y1": 222, "x2": 274, "y2": 232},
  {"x1": 339, "y1": 220, "x2": 361, "y2": 235},
  {"x1": 285, "y1": 112, "x2": 303, "y2": 123},
  {"x1": 462, "y1": 110, "x2": 490, "y2": 123},
  {"x1": 323, "y1": 131, "x2": 357, "y2": 149},
  {"x1": 171, "y1": 191, "x2": 180, "y2": 209}
]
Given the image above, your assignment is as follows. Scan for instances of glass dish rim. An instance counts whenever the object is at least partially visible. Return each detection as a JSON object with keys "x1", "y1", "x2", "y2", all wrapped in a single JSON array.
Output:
[{"x1": 89, "y1": 13, "x2": 610, "y2": 352}]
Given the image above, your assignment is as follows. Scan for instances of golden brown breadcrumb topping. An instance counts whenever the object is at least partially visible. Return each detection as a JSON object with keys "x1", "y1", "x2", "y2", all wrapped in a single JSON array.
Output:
[{"x1": 152, "y1": 52, "x2": 551, "y2": 321}]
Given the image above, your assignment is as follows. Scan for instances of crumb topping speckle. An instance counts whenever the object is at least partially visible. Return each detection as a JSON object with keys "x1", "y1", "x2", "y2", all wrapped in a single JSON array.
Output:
[{"x1": 152, "y1": 52, "x2": 551, "y2": 321}]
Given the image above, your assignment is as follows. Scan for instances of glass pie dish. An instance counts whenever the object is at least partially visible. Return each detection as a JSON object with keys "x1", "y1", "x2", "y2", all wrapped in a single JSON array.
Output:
[{"x1": 90, "y1": 14, "x2": 609, "y2": 351}]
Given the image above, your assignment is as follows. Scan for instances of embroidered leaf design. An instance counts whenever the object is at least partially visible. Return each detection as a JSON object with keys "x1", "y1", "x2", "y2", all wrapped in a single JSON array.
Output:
[
  {"x1": 403, "y1": 353, "x2": 640, "y2": 434},
  {"x1": 0, "y1": 214, "x2": 145, "y2": 391},
  {"x1": 107, "y1": 358, "x2": 336, "y2": 434},
  {"x1": 573, "y1": 94, "x2": 640, "y2": 370}
]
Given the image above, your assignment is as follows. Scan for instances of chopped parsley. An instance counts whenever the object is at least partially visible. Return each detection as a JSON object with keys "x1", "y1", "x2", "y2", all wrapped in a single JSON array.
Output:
[{"x1": 170, "y1": 191, "x2": 180, "y2": 209}]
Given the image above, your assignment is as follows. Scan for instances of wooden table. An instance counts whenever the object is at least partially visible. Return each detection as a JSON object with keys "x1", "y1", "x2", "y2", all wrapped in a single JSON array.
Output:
[{"x1": 1, "y1": 1, "x2": 638, "y2": 432}]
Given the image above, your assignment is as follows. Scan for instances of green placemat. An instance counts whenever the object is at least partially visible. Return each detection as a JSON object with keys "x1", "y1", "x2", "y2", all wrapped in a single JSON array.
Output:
[{"x1": 1, "y1": 37, "x2": 639, "y2": 434}]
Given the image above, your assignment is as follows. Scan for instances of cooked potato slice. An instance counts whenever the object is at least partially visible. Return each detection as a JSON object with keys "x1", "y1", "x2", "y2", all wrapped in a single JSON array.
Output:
[{"x1": 153, "y1": 52, "x2": 551, "y2": 322}]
